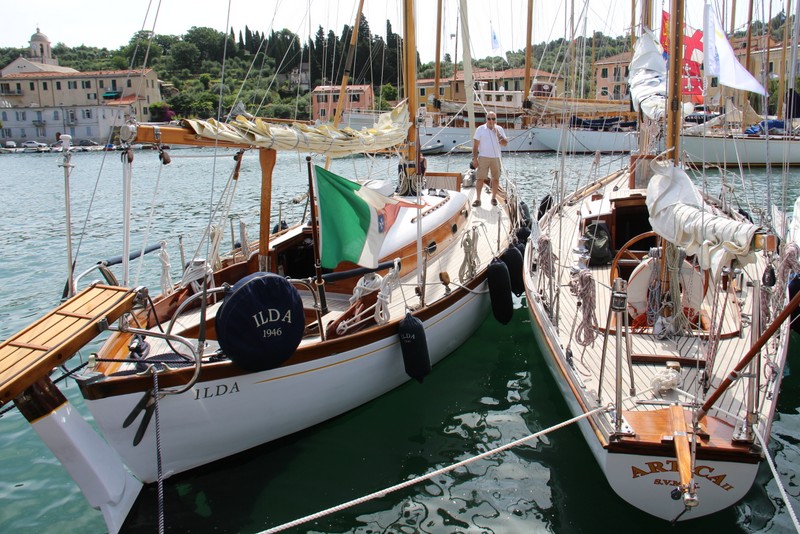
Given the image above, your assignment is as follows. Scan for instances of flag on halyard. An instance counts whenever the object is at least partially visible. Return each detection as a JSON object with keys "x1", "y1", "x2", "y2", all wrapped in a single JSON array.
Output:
[
  {"x1": 490, "y1": 22, "x2": 508, "y2": 63},
  {"x1": 703, "y1": 4, "x2": 766, "y2": 95},
  {"x1": 660, "y1": 10, "x2": 704, "y2": 95},
  {"x1": 314, "y1": 166, "x2": 418, "y2": 269}
]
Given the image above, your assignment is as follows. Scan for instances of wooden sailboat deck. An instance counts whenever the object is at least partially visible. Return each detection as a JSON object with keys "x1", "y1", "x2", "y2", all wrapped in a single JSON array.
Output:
[{"x1": 532, "y1": 169, "x2": 775, "y2": 439}]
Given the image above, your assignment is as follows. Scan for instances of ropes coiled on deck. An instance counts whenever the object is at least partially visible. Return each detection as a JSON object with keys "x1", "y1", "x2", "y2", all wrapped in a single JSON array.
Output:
[
  {"x1": 773, "y1": 243, "x2": 800, "y2": 311},
  {"x1": 574, "y1": 269, "x2": 598, "y2": 346},
  {"x1": 537, "y1": 234, "x2": 555, "y2": 280}
]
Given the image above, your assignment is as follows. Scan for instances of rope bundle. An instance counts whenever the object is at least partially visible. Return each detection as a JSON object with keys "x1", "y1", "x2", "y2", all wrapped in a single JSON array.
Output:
[
  {"x1": 574, "y1": 269, "x2": 598, "y2": 346},
  {"x1": 537, "y1": 234, "x2": 555, "y2": 280}
]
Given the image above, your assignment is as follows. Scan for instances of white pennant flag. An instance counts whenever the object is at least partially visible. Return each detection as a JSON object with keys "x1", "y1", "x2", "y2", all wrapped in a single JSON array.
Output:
[
  {"x1": 490, "y1": 22, "x2": 508, "y2": 63},
  {"x1": 703, "y1": 3, "x2": 766, "y2": 95}
]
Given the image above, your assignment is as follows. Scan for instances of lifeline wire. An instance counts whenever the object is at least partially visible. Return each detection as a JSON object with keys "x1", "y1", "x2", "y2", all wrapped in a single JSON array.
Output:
[{"x1": 261, "y1": 404, "x2": 610, "y2": 533}]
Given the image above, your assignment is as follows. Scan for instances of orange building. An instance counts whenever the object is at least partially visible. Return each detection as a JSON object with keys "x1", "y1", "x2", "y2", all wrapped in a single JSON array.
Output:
[{"x1": 310, "y1": 85, "x2": 375, "y2": 122}]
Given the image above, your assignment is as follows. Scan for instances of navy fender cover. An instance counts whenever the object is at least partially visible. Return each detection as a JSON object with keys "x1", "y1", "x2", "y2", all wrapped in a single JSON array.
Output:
[
  {"x1": 488, "y1": 258, "x2": 513, "y2": 325},
  {"x1": 398, "y1": 312, "x2": 430, "y2": 383},
  {"x1": 216, "y1": 272, "x2": 305, "y2": 371},
  {"x1": 500, "y1": 246, "x2": 524, "y2": 296}
]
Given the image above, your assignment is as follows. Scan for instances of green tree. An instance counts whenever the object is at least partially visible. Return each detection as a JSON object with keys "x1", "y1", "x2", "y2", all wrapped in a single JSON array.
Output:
[
  {"x1": 380, "y1": 83, "x2": 397, "y2": 101},
  {"x1": 184, "y1": 26, "x2": 226, "y2": 62},
  {"x1": 198, "y1": 73, "x2": 211, "y2": 90},
  {"x1": 171, "y1": 41, "x2": 201, "y2": 72}
]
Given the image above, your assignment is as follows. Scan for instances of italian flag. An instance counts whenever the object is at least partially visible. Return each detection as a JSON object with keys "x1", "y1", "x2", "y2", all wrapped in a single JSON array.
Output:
[{"x1": 315, "y1": 166, "x2": 416, "y2": 269}]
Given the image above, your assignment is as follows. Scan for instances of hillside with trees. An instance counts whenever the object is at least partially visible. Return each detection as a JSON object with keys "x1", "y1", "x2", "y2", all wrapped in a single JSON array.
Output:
[{"x1": 0, "y1": 10, "x2": 792, "y2": 121}]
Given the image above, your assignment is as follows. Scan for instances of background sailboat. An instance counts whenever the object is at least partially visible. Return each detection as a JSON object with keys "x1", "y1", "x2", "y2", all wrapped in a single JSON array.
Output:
[{"x1": 681, "y1": 2, "x2": 800, "y2": 166}]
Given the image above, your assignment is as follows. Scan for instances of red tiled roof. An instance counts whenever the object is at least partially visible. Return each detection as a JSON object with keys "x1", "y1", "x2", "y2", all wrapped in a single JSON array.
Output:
[{"x1": 594, "y1": 52, "x2": 633, "y2": 65}]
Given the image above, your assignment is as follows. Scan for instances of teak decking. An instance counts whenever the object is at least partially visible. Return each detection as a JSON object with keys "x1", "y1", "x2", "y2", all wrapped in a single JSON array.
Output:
[{"x1": 0, "y1": 284, "x2": 137, "y2": 405}]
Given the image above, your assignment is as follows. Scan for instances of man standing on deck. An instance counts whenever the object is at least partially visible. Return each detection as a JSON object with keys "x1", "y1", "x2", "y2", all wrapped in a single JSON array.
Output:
[{"x1": 471, "y1": 113, "x2": 508, "y2": 207}]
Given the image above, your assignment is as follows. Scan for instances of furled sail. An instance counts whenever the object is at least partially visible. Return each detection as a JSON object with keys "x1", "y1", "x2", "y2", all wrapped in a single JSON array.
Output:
[
  {"x1": 646, "y1": 159, "x2": 759, "y2": 277},
  {"x1": 183, "y1": 103, "x2": 410, "y2": 158},
  {"x1": 629, "y1": 28, "x2": 667, "y2": 122},
  {"x1": 527, "y1": 97, "x2": 631, "y2": 117}
]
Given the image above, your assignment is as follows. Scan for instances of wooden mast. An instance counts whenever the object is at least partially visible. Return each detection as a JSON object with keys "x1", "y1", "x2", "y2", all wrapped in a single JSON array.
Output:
[
  {"x1": 522, "y1": 0, "x2": 534, "y2": 127},
  {"x1": 666, "y1": 0, "x2": 685, "y2": 165},
  {"x1": 258, "y1": 148, "x2": 276, "y2": 271},
  {"x1": 325, "y1": 0, "x2": 366, "y2": 169},
  {"x1": 403, "y1": 0, "x2": 418, "y2": 162},
  {"x1": 330, "y1": 0, "x2": 366, "y2": 130},
  {"x1": 433, "y1": 0, "x2": 443, "y2": 112}
]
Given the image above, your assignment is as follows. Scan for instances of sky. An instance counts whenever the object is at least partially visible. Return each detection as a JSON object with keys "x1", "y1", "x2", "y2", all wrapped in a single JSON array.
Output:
[{"x1": 1, "y1": 1, "x2": 764, "y2": 64}]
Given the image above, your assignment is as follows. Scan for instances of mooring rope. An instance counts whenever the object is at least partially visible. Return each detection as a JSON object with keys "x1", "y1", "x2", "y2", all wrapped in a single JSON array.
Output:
[
  {"x1": 151, "y1": 369, "x2": 165, "y2": 534},
  {"x1": 753, "y1": 430, "x2": 800, "y2": 532},
  {"x1": 260, "y1": 404, "x2": 611, "y2": 533}
]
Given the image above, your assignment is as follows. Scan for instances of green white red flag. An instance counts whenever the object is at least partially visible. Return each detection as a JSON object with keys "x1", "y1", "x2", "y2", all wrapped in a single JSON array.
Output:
[{"x1": 315, "y1": 166, "x2": 419, "y2": 269}]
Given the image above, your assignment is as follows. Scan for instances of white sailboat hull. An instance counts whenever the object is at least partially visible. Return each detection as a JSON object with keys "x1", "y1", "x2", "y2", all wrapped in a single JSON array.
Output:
[
  {"x1": 84, "y1": 286, "x2": 490, "y2": 484},
  {"x1": 604, "y1": 453, "x2": 756, "y2": 521},
  {"x1": 418, "y1": 124, "x2": 549, "y2": 153},
  {"x1": 681, "y1": 134, "x2": 800, "y2": 166},
  {"x1": 531, "y1": 126, "x2": 638, "y2": 153}
]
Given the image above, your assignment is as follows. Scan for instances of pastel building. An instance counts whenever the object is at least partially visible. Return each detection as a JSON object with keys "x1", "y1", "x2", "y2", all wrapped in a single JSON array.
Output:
[{"x1": 0, "y1": 28, "x2": 163, "y2": 145}]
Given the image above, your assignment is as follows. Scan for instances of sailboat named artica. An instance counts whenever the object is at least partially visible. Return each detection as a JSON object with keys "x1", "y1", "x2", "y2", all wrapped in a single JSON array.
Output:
[{"x1": 523, "y1": 0, "x2": 798, "y2": 522}]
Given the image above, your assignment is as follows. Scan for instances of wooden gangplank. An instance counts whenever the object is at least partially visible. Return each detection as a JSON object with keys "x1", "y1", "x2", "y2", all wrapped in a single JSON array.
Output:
[{"x1": 0, "y1": 284, "x2": 137, "y2": 406}]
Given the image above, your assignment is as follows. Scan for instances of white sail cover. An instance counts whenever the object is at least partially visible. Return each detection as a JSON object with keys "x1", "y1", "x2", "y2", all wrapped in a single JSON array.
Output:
[
  {"x1": 528, "y1": 97, "x2": 631, "y2": 116},
  {"x1": 629, "y1": 28, "x2": 667, "y2": 122},
  {"x1": 646, "y1": 159, "x2": 758, "y2": 277},
  {"x1": 183, "y1": 103, "x2": 410, "y2": 158},
  {"x1": 439, "y1": 97, "x2": 630, "y2": 117}
]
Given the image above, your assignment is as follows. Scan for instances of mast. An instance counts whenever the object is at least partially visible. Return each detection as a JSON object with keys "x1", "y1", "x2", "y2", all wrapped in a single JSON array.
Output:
[
  {"x1": 60, "y1": 135, "x2": 75, "y2": 299},
  {"x1": 403, "y1": 0, "x2": 417, "y2": 158},
  {"x1": 745, "y1": 0, "x2": 755, "y2": 85},
  {"x1": 453, "y1": 11, "x2": 460, "y2": 103},
  {"x1": 666, "y1": 0, "x2": 685, "y2": 165},
  {"x1": 777, "y1": 0, "x2": 792, "y2": 117},
  {"x1": 326, "y1": 0, "x2": 365, "y2": 169},
  {"x1": 459, "y1": 0, "x2": 476, "y2": 132},
  {"x1": 433, "y1": 0, "x2": 442, "y2": 110},
  {"x1": 523, "y1": 0, "x2": 534, "y2": 109},
  {"x1": 403, "y1": 0, "x2": 425, "y2": 298},
  {"x1": 258, "y1": 149, "x2": 276, "y2": 272},
  {"x1": 330, "y1": 0, "x2": 365, "y2": 130}
]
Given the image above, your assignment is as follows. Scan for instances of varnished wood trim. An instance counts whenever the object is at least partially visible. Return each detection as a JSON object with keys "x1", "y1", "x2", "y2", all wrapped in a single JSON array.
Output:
[
  {"x1": 13, "y1": 377, "x2": 68, "y2": 423},
  {"x1": 79, "y1": 266, "x2": 488, "y2": 401}
]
